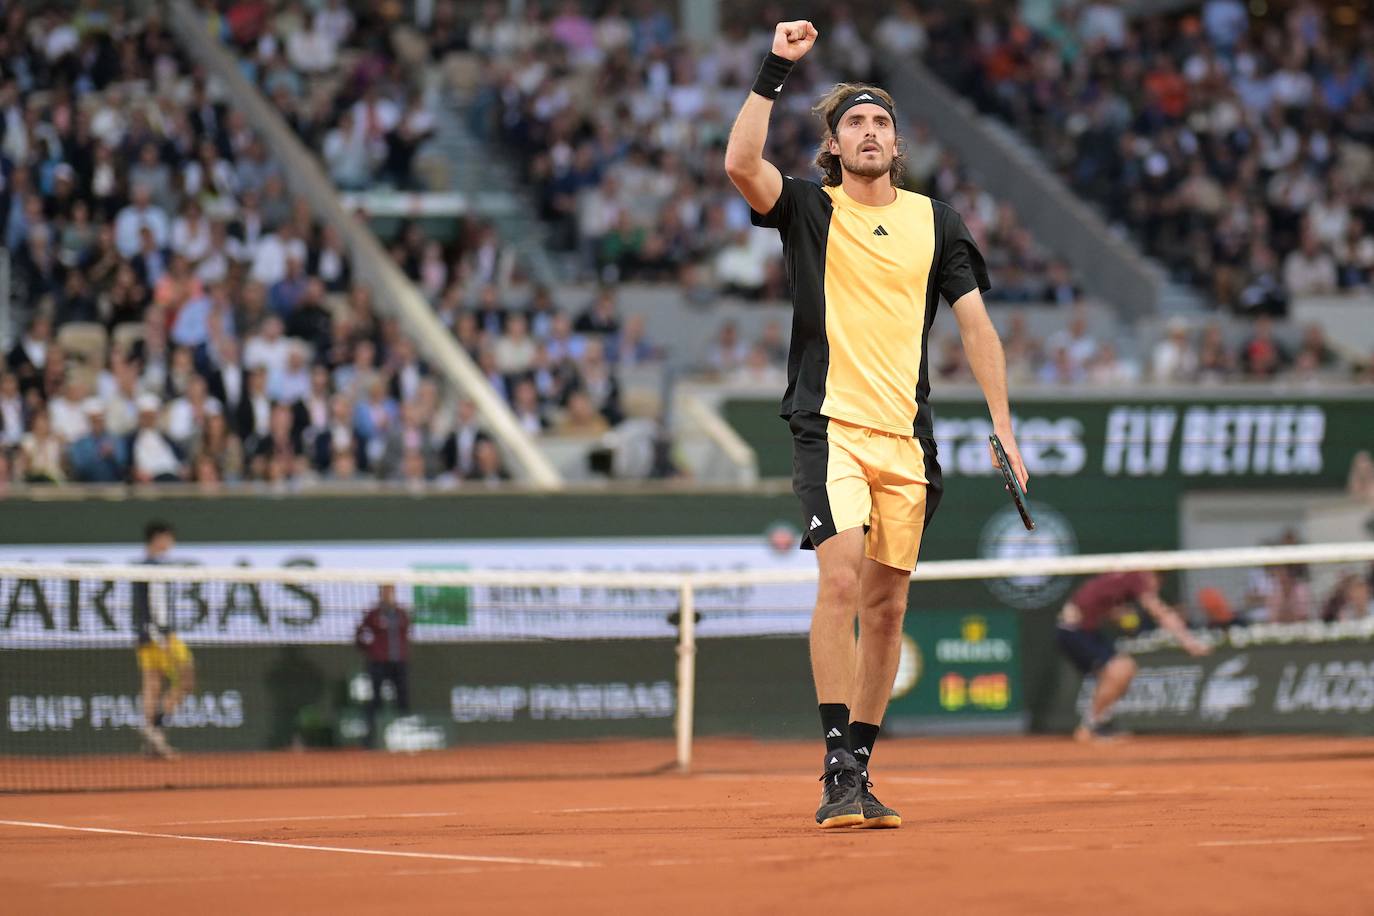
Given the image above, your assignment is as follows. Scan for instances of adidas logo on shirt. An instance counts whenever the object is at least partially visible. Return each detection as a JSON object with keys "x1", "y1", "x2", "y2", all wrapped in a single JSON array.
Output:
[{"x1": 872, "y1": 225, "x2": 889, "y2": 237}]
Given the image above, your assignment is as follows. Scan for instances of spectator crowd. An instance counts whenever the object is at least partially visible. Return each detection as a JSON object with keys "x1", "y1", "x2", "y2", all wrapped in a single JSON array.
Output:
[
  {"x1": 452, "y1": 1, "x2": 1078, "y2": 301},
  {"x1": 921, "y1": 0, "x2": 1374, "y2": 311}
]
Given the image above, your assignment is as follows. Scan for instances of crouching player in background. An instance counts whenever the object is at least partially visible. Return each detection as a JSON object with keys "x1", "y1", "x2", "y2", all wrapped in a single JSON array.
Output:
[
  {"x1": 133, "y1": 520, "x2": 195, "y2": 758},
  {"x1": 1058, "y1": 571, "x2": 1210, "y2": 742}
]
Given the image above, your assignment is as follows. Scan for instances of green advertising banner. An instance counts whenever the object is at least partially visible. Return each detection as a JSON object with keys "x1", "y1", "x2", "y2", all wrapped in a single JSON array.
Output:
[
  {"x1": 886, "y1": 608, "x2": 1025, "y2": 733},
  {"x1": 724, "y1": 394, "x2": 1372, "y2": 488},
  {"x1": 1045, "y1": 632, "x2": 1374, "y2": 734},
  {"x1": 1, "y1": 636, "x2": 826, "y2": 756}
]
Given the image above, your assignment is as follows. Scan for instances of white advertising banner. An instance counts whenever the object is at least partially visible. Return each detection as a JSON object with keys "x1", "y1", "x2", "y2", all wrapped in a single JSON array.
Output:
[{"x1": 0, "y1": 538, "x2": 817, "y2": 647}]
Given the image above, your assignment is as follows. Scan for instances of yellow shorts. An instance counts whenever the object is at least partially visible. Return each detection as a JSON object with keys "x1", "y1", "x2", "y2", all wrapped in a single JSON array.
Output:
[
  {"x1": 790, "y1": 412, "x2": 943, "y2": 571},
  {"x1": 137, "y1": 635, "x2": 193, "y2": 678}
]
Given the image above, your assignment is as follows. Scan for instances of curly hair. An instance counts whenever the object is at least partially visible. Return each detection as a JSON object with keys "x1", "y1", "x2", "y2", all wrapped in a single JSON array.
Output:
[{"x1": 811, "y1": 83, "x2": 906, "y2": 187}]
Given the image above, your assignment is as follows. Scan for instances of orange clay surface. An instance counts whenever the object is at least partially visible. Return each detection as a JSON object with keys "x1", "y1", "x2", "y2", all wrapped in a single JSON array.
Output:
[{"x1": 3, "y1": 735, "x2": 1373, "y2": 915}]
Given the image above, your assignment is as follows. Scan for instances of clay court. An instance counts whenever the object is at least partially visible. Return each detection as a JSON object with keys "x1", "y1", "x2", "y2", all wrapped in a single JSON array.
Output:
[{"x1": 4, "y1": 735, "x2": 1373, "y2": 915}]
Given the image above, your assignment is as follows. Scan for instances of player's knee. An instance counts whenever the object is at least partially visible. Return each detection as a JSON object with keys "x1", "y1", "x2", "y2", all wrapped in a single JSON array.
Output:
[
  {"x1": 817, "y1": 567, "x2": 860, "y2": 612},
  {"x1": 1109, "y1": 655, "x2": 1137, "y2": 679},
  {"x1": 861, "y1": 596, "x2": 905, "y2": 637}
]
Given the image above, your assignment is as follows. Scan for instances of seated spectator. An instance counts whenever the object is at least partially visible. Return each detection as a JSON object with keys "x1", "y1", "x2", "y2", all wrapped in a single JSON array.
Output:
[
  {"x1": 380, "y1": 402, "x2": 437, "y2": 480},
  {"x1": 207, "y1": 336, "x2": 247, "y2": 416},
  {"x1": 270, "y1": 346, "x2": 312, "y2": 405},
  {"x1": 129, "y1": 394, "x2": 184, "y2": 483},
  {"x1": 1045, "y1": 310, "x2": 1097, "y2": 376},
  {"x1": 1085, "y1": 342, "x2": 1139, "y2": 386},
  {"x1": 439, "y1": 399, "x2": 488, "y2": 479},
  {"x1": 1196, "y1": 322, "x2": 1237, "y2": 382},
  {"x1": 192, "y1": 412, "x2": 245, "y2": 484},
  {"x1": 386, "y1": 338, "x2": 426, "y2": 405},
  {"x1": 251, "y1": 403, "x2": 302, "y2": 480},
  {"x1": 494, "y1": 313, "x2": 538, "y2": 375},
  {"x1": 48, "y1": 377, "x2": 92, "y2": 444},
  {"x1": 1151, "y1": 318, "x2": 1198, "y2": 383},
  {"x1": 244, "y1": 315, "x2": 293, "y2": 379},
  {"x1": 1238, "y1": 315, "x2": 1290, "y2": 379},
  {"x1": 572, "y1": 337, "x2": 623, "y2": 425},
  {"x1": 731, "y1": 344, "x2": 787, "y2": 387},
  {"x1": 236, "y1": 367, "x2": 273, "y2": 447},
  {"x1": 164, "y1": 375, "x2": 223, "y2": 450},
  {"x1": 7, "y1": 316, "x2": 52, "y2": 396},
  {"x1": 114, "y1": 184, "x2": 169, "y2": 258},
  {"x1": 1295, "y1": 323, "x2": 1340, "y2": 372},
  {"x1": 545, "y1": 312, "x2": 587, "y2": 363},
  {"x1": 708, "y1": 321, "x2": 748, "y2": 374},
  {"x1": 1322, "y1": 574, "x2": 1374, "y2": 622},
  {"x1": 1282, "y1": 228, "x2": 1339, "y2": 297},
  {"x1": 466, "y1": 437, "x2": 510, "y2": 485},
  {"x1": 354, "y1": 379, "x2": 398, "y2": 468},
  {"x1": 333, "y1": 339, "x2": 379, "y2": 400},
  {"x1": 554, "y1": 390, "x2": 610, "y2": 437},
  {"x1": 574, "y1": 288, "x2": 621, "y2": 336},
  {"x1": 935, "y1": 337, "x2": 972, "y2": 382},
  {"x1": 1335, "y1": 217, "x2": 1374, "y2": 289},
  {"x1": 1, "y1": 373, "x2": 30, "y2": 447},
  {"x1": 69, "y1": 403, "x2": 128, "y2": 483},
  {"x1": 18, "y1": 410, "x2": 65, "y2": 484},
  {"x1": 510, "y1": 379, "x2": 548, "y2": 436},
  {"x1": 314, "y1": 394, "x2": 364, "y2": 473}
]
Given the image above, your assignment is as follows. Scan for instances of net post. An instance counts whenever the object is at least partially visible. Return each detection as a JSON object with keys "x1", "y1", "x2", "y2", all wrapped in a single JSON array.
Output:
[{"x1": 675, "y1": 581, "x2": 697, "y2": 773}]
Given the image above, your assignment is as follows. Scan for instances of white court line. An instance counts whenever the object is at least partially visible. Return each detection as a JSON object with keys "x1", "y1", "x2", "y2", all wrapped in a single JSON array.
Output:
[
  {"x1": 50, "y1": 866, "x2": 489, "y2": 890},
  {"x1": 541, "y1": 803, "x2": 772, "y2": 814},
  {"x1": 155, "y1": 811, "x2": 462, "y2": 827},
  {"x1": 0, "y1": 820, "x2": 596, "y2": 869},
  {"x1": 1196, "y1": 835, "x2": 1365, "y2": 848}
]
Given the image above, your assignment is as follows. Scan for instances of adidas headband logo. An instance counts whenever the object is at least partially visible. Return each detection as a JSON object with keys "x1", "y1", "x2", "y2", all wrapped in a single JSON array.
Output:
[{"x1": 854, "y1": 92, "x2": 874, "y2": 100}]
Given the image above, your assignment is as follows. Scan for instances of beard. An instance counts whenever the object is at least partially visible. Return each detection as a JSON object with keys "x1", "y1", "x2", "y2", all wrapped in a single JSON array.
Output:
[{"x1": 840, "y1": 147, "x2": 892, "y2": 179}]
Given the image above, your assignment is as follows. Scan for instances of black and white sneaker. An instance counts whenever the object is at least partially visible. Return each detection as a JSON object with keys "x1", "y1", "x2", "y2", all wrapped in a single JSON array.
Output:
[
  {"x1": 858, "y1": 771, "x2": 901, "y2": 829},
  {"x1": 815, "y1": 748, "x2": 864, "y2": 828}
]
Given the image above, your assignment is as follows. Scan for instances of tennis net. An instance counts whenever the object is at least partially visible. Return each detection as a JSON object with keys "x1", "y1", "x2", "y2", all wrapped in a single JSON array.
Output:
[{"x1": 2, "y1": 540, "x2": 1372, "y2": 792}]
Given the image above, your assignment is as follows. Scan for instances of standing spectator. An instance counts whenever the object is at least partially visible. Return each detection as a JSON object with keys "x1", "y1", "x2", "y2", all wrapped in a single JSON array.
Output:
[{"x1": 355, "y1": 584, "x2": 411, "y2": 749}]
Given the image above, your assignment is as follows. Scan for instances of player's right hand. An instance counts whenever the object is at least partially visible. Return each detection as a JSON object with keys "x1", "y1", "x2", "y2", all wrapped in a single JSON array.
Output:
[
  {"x1": 772, "y1": 20, "x2": 818, "y2": 61},
  {"x1": 1184, "y1": 637, "x2": 1212, "y2": 657}
]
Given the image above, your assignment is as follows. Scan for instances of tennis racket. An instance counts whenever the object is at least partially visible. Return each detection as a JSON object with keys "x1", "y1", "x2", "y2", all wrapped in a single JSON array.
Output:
[{"x1": 989, "y1": 434, "x2": 1035, "y2": 531}]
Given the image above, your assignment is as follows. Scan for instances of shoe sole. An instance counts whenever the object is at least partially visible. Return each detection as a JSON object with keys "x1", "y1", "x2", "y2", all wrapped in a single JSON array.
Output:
[
  {"x1": 817, "y1": 812, "x2": 864, "y2": 828},
  {"x1": 857, "y1": 815, "x2": 901, "y2": 829}
]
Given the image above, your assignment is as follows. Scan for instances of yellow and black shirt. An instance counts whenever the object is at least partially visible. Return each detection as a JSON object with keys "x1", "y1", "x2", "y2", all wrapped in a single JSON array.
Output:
[{"x1": 752, "y1": 178, "x2": 990, "y2": 437}]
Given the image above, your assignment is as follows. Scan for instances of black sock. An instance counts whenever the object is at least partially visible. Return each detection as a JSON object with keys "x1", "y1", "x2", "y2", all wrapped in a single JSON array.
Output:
[
  {"x1": 850, "y1": 721, "x2": 880, "y2": 774},
  {"x1": 819, "y1": 704, "x2": 850, "y2": 753},
  {"x1": 153, "y1": 711, "x2": 165, "y2": 728}
]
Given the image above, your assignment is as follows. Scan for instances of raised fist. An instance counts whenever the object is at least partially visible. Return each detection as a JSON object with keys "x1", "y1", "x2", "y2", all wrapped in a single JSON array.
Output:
[{"x1": 772, "y1": 20, "x2": 818, "y2": 61}]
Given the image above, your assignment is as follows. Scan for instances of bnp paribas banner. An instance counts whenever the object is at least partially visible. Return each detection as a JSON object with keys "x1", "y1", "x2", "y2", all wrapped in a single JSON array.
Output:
[
  {"x1": 0, "y1": 538, "x2": 817, "y2": 647},
  {"x1": 1050, "y1": 621, "x2": 1374, "y2": 733}
]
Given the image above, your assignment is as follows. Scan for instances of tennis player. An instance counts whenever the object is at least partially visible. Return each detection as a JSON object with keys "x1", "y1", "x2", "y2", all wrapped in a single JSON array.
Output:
[
  {"x1": 1058, "y1": 571, "x2": 1211, "y2": 742},
  {"x1": 133, "y1": 520, "x2": 195, "y2": 758},
  {"x1": 725, "y1": 21, "x2": 1029, "y2": 828}
]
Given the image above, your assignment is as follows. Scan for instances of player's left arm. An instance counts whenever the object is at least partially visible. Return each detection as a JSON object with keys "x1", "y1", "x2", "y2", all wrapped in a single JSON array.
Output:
[
  {"x1": 951, "y1": 290, "x2": 1029, "y2": 492},
  {"x1": 1139, "y1": 591, "x2": 1211, "y2": 656}
]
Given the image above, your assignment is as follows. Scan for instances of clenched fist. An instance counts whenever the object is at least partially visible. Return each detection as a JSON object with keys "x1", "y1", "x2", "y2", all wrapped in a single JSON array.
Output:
[{"x1": 772, "y1": 20, "x2": 818, "y2": 61}]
